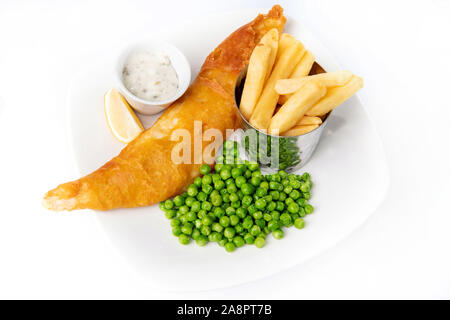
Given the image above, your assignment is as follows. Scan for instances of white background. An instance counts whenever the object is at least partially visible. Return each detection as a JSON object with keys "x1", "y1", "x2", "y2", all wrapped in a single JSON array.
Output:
[{"x1": 0, "y1": 0, "x2": 449, "y2": 299}]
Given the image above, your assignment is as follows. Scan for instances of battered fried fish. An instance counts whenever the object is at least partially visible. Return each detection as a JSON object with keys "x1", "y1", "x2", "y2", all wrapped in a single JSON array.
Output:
[{"x1": 43, "y1": 5, "x2": 286, "y2": 211}]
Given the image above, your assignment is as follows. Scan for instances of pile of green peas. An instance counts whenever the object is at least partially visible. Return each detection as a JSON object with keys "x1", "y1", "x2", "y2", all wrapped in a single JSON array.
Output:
[{"x1": 159, "y1": 141, "x2": 314, "y2": 252}]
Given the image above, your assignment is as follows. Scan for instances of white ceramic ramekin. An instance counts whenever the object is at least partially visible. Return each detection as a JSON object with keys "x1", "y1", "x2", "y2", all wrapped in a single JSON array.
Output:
[{"x1": 116, "y1": 40, "x2": 191, "y2": 115}]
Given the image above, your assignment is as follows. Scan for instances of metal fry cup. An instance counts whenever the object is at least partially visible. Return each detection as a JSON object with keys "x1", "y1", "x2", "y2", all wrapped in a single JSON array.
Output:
[{"x1": 233, "y1": 63, "x2": 331, "y2": 173}]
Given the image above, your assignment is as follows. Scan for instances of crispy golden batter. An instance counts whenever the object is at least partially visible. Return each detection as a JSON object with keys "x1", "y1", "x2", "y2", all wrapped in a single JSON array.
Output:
[{"x1": 43, "y1": 5, "x2": 286, "y2": 211}]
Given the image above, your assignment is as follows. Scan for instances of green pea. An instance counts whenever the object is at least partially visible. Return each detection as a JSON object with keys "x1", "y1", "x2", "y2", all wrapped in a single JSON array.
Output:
[
  {"x1": 305, "y1": 204, "x2": 314, "y2": 214},
  {"x1": 279, "y1": 192, "x2": 287, "y2": 201},
  {"x1": 187, "y1": 185, "x2": 198, "y2": 197},
  {"x1": 294, "y1": 218, "x2": 305, "y2": 229},
  {"x1": 271, "y1": 211, "x2": 280, "y2": 221},
  {"x1": 256, "y1": 219, "x2": 266, "y2": 229},
  {"x1": 255, "y1": 237, "x2": 266, "y2": 248},
  {"x1": 242, "y1": 217, "x2": 254, "y2": 229},
  {"x1": 218, "y1": 239, "x2": 227, "y2": 247},
  {"x1": 194, "y1": 219, "x2": 202, "y2": 229},
  {"x1": 299, "y1": 207, "x2": 306, "y2": 217},
  {"x1": 233, "y1": 236, "x2": 245, "y2": 248},
  {"x1": 225, "y1": 207, "x2": 236, "y2": 216},
  {"x1": 273, "y1": 229, "x2": 284, "y2": 240},
  {"x1": 235, "y1": 224, "x2": 244, "y2": 234},
  {"x1": 266, "y1": 201, "x2": 276, "y2": 212},
  {"x1": 253, "y1": 211, "x2": 263, "y2": 220},
  {"x1": 219, "y1": 216, "x2": 230, "y2": 227},
  {"x1": 285, "y1": 198, "x2": 294, "y2": 206},
  {"x1": 272, "y1": 173, "x2": 281, "y2": 182},
  {"x1": 241, "y1": 183, "x2": 255, "y2": 195},
  {"x1": 260, "y1": 181, "x2": 269, "y2": 190},
  {"x1": 212, "y1": 173, "x2": 221, "y2": 183},
  {"x1": 255, "y1": 187, "x2": 267, "y2": 197},
  {"x1": 171, "y1": 219, "x2": 181, "y2": 227},
  {"x1": 163, "y1": 199, "x2": 173, "y2": 210},
  {"x1": 244, "y1": 233, "x2": 255, "y2": 244},
  {"x1": 303, "y1": 192, "x2": 311, "y2": 200},
  {"x1": 281, "y1": 179, "x2": 290, "y2": 187},
  {"x1": 291, "y1": 213, "x2": 300, "y2": 221},
  {"x1": 290, "y1": 179, "x2": 301, "y2": 189},
  {"x1": 200, "y1": 164, "x2": 211, "y2": 175},
  {"x1": 200, "y1": 201, "x2": 211, "y2": 211},
  {"x1": 280, "y1": 213, "x2": 291, "y2": 226},
  {"x1": 263, "y1": 213, "x2": 272, "y2": 221},
  {"x1": 255, "y1": 198, "x2": 267, "y2": 210},
  {"x1": 194, "y1": 192, "x2": 205, "y2": 202},
  {"x1": 301, "y1": 172, "x2": 310, "y2": 181},
  {"x1": 231, "y1": 200, "x2": 240, "y2": 208},
  {"x1": 196, "y1": 235, "x2": 208, "y2": 246},
  {"x1": 194, "y1": 177, "x2": 202, "y2": 187},
  {"x1": 224, "y1": 227, "x2": 236, "y2": 239},
  {"x1": 300, "y1": 182, "x2": 311, "y2": 192},
  {"x1": 230, "y1": 215, "x2": 240, "y2": 226},
  {"x1": 289, "y1": 190, "x2": 300, "y2": 200},
  {"x1": 248, "y1": 162, "x2": 259, "y2": 171},
  {"x1": 197, "y1": 210, "x2": 206, "y2": 219},
  {"x1": 172, "y1": 226, "x2": 182, "y2": 236},
  {"x1": 185, "y1": 197, "x2": 195, "y2": 207},
  {"x1": 296, "y1": 198, "x2": 307, "y2": 207},
  {"x1": 210, "y1": 195, "x2": 222, "y2": 207},
  {"x1": 191, "y1": 229, "x2": 201, "y2": 240},
  {"x1": 242, "y1": 195, "x2": 253, "y2": 207},
  {"x1": 244, "y1": 170, "x2": 252, "y2": 178},
  {"x1": 222, "y1": 193, "x2": 230, "y2": 203},
  {"x1": 214, "y1": 180, "x2": 225, "y2": 190},
  {"x1": 180, "y1": 224, "x2": 192, "y2": 235},
  {"x1": 269, "y1": 190, "x2": 280, "y2": 200},
  {"x1": 269, "y1": 181, "x2": 280, "y2": 190},
  {"x1": 201, "y1": 216, "x2": 213, "y2": 226},
  {"x1": 165, "y1": 210, "x2": 176, "y2": 219},
  {"x1": 225, "y1": 242, "x2": 236, "y2": 252},
  {"x1": 191, "y1": 201, "x2": 201, "y2": 212},
  {"x1": 220, "y1": 169, "x2": 231, "y2": 180},
  {"x1": 278, "y1": 170, "x2": 288, "y2": 179},
  {"x1": 231, "y1": 168, "x2": 242, "y2": 178},
  {"x1": 251, "y1": 176, "x2": 262, "y2": 187},
  {"x1": 250, "y1": 225, "x2": 261, "y2": 236},
  {"x1": 227, "y1": 183, "x2": 238, "y2": 194},
  {"x1": 213, "y1": 207, "x2": 225, "y2": 218},
  {"x1": 215, "y1": 163, "x2": 224, "y2": 172},
  {"x1": 173, "y1": 195, "x2": 184, "y2": 207},
  {"x1": 287, "y1": 202, "x2": 300, "y2": 214},
  {"x1": 202, "y1": 184, "x2": 213, "y2": 195},
  {"x1": 235, "y1": 176, "x2": 246, "y2": 188},
  {"x1": 185, "y1": 211, "x2": 196, "y2": 222},
  {"x1": 178, "y1": 234, "x2": 190, "y2": 245},
  {"x1": 228, "y1": 193, "x2": 238, "y2": 202},
  {"x1": 284, "y1": 186, "x2": 293, "y2": 194},
  {"x1": 200, "y1": 225, "x2": 211, "y2": 236},
  {"x1": 202, "y1": 174, "x2": 212, "y2": 185},
  {"x1": 236, "y1": 207, "x2": 247, "y2": 219},
  {"x1": 268, "y1": 220, "x2": 279, "y2": 231}
]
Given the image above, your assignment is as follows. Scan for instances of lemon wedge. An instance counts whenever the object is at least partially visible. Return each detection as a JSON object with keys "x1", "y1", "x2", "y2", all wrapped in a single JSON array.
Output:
[{"x1": 104, "y1": 89, "x2": 144, "y2": 143}]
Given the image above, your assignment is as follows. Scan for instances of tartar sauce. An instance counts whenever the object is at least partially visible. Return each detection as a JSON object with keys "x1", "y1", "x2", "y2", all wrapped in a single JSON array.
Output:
[{"x1": 122, "y1": 51, "x2": 179, "y2": 102}]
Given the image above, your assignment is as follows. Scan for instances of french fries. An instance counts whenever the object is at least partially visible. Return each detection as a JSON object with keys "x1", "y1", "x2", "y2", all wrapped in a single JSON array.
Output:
[
  {"x1": 249, "y1": 38, "x2": 305, "y2": 130},
  {"x1": 275, "y1": 70, "x2": 353, "y2": 95},
  {"x1": 258, "y1": 29, "x2": 279, "y2": 81},
  {"x1": 291, "y1": 50, "x2": 315, "y2": 78},
  {"x1": 297, "y1": 116, "x2": 322, "y2": 126},
  {"x1": 282, "y1": 124, "x2": 319, "y2": 137},
  {"x1": 238, "y1": 31, "x2": 363, "y2": 138},
  {"x1": 239, "y1": 44, "x2": 272, "y2": 120},
  {"x1": 306, "y1": 75, "x2": 364, "y2": 116},
  {"x1": 268, "y1": 81, "x2": 326, "y2": 135},
  {"x1": 278, "y1": 50, "x2": 316, "y2": 104}
]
